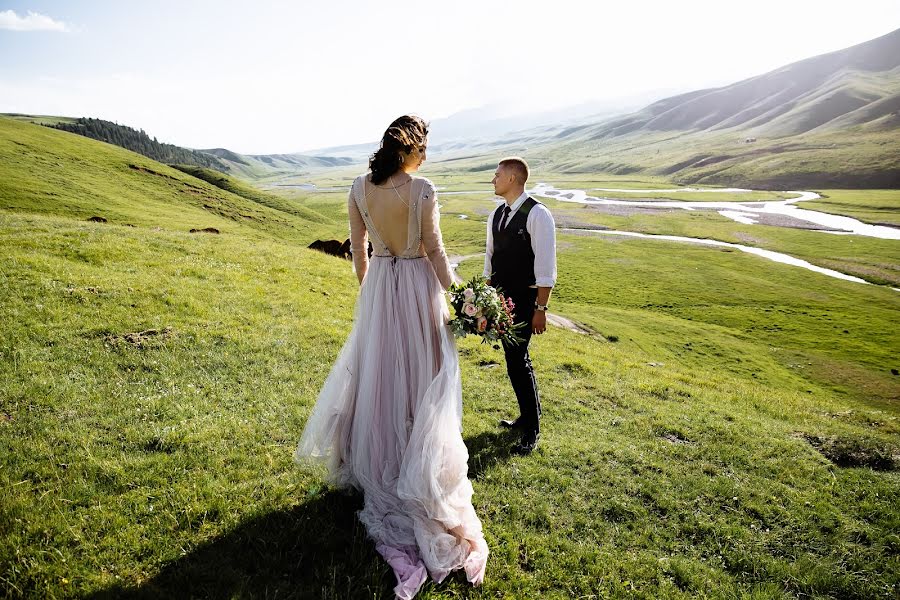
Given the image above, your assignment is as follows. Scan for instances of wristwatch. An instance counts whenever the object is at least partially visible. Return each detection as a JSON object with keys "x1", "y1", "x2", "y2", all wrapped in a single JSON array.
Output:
[{"x1": 534, "y1": 302, "x2": 549, "y2": 311}]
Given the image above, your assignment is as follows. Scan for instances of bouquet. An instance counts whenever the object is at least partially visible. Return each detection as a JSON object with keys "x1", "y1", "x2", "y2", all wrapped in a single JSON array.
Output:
[{"x1": 447, "y1": 275, "x2": 525, "y2": 347}]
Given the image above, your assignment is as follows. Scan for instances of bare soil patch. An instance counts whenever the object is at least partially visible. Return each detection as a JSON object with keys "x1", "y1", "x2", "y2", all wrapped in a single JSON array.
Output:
[
  {"x1": 800, "y1": 432, "x2": 898, "y2": 471},
  {"x1": 104, "y1": 327, "x2": 175, "y2": 349}
]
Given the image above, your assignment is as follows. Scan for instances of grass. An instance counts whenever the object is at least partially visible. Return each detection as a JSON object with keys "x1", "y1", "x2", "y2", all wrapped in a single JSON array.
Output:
[
  {"x1": 1, "y1": 113, "x2": 79, "y2": 126},
  {"x1": 544, "y1": 232, "x2": 898, "y2": 407},
  {"x1": 2, "y1": 118, "x2": 899, "y2": 599},
  {"x1": 170, "y1": 165, "x2": 331, "y2": 224},
  {"x1": 424, "y1": 124, "x2": 900, "y2": 190},
  {"x1": 0, "y1": 117, "x2": 348, "y2": 244},
  {"x1": 801, "y1": 189, "x2": 900, "y2": 228}
]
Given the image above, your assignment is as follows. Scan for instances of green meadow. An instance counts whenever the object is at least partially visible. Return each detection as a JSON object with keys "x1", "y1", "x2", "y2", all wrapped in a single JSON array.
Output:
[
  {"x1": 1, "y1": 116, "x2": 899, "y2": 599},
  {"x1": 436, "y1": 189, "x2": 900, "y2": 287},
  {"x1": 801, "y1": 190, "x2": 900, "y2": 228}
]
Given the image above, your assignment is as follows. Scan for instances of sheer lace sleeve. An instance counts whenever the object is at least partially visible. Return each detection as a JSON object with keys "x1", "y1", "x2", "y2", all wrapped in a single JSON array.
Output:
[
  {"x1": 348, "y1": 179, "x2": 368, "y2": 284},
  {"x1": 421, "y1": 182, "x2": 455, "y2": 290}
]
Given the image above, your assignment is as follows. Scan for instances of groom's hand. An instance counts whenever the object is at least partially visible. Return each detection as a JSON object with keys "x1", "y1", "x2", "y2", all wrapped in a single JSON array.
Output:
[{"x1": 532, "y1": 310, "x2": 547, "y2": 335}]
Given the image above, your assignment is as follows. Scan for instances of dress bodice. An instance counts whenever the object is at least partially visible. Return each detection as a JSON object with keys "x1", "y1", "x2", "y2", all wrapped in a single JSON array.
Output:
[
  {"x1": 348, "y1": 174, "x2": 454, "y2": 289},
  {"x1": 351, "y1": 175, "x2": 427, "y2": 258}
]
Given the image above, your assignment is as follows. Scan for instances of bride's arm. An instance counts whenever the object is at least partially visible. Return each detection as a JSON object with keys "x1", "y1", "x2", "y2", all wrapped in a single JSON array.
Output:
[
  {"x1": 348, "y1": 184, "x2": 368, "y2": 284},
  {"x1": 421, "y1": 183, "x2": 456, "y2": 290}
]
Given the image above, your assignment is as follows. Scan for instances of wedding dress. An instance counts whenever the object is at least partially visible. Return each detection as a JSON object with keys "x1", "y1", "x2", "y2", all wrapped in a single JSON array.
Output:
[{"x1": 295, "y1": 174, "x2": 488, "y2": 599}]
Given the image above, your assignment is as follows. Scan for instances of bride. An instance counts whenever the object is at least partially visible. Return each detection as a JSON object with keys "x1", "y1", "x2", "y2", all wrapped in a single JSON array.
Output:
[{"x1": 295, "y1": 115, "x2": 488, "y2": 598}]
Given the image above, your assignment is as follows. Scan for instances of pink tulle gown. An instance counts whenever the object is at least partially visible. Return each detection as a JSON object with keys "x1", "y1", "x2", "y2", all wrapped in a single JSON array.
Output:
[{"x1": 295, "y1": 174, "x2": 488, "y2": 599}]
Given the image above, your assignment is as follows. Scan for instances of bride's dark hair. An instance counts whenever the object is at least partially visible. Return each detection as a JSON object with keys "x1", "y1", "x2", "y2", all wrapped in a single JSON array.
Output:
[{"x1": 369, "y1": 115, "x2": 429, "y2": 185}]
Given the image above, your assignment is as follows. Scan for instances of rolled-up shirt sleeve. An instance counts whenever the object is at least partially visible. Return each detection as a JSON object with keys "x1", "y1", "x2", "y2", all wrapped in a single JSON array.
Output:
[{"x1": 529, "y1": 205, "x2": 557, "y2": 287}]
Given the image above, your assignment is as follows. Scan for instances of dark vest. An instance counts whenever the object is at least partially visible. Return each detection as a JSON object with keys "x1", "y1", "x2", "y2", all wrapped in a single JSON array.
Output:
[{"x1": 490, "y1": 197, "x2": 539, "y2": 294}]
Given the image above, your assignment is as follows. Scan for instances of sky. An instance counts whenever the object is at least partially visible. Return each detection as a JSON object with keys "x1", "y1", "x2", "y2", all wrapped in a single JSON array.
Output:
[{"x1": 2, "y1": 1, "x2": 899, "y2": 154}]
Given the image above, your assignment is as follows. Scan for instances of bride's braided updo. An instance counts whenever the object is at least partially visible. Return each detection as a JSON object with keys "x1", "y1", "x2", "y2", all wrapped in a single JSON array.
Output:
[{"x1": 369, "y1": 115, "x2": 429, "y2": 185}]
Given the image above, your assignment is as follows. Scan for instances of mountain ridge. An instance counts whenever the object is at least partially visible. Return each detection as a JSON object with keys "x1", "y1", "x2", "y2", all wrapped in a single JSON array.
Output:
[
  {"x1": 577, "y1": 28, "x2": 900, "y2": 141},
  {"x1": 419, "y1": 28, "x2": 900, "y2": 188}
]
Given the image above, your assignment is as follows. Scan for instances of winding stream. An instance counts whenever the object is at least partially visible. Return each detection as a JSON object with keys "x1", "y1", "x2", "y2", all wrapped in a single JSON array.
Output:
[
  {"x1": 531, "y1": 184, "x2": 900, "y2": 240},
  {"x1": 444, "y1": 184, "x2": 897, "y2": 289}
]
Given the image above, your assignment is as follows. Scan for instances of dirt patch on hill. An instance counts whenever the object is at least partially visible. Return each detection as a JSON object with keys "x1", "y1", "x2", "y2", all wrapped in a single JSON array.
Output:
[
  {"x1": 546, "y1": 313, "x2": 591, "y2": 335},
  {"x1": 799, "y1": 432, "x2": 898, "y2": 471},
  {"x1": 128, "y1": 164, "x2": 179, "y2": 180},
  {"x1": 104, "y1": 327, "x2": 175, "y2": 349}
]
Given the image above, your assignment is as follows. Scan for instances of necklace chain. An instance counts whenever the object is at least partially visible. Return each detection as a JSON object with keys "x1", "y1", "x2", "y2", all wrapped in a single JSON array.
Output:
[
  {"x1": 390, "y1": 175, "x2": 410, "y2": 207},
  {"x1": 364, "y1": 174, "x2": 411, "y2": 207}
]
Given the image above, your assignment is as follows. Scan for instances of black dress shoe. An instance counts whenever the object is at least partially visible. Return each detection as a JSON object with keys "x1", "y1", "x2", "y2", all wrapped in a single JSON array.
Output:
[
  {"x1": 513, "y1": 431, "x2": 540, "y2": 455},
  {"x1": 499, "y1": 418, "x2": 522, "y2": 429}
]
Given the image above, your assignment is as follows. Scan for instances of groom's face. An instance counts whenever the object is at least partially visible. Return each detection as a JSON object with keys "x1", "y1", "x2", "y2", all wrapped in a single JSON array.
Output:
[{"x1": 492, "y1": 166, "x2": 513, "y2": 197}]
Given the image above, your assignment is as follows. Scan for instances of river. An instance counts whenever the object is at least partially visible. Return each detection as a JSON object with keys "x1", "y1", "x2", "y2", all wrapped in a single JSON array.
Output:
[{"x1": 444, "y1": 184, "x2": 898, "y2": 289}]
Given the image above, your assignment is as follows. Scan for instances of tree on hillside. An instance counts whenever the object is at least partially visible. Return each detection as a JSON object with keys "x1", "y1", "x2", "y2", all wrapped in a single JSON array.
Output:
[{"x1": 48, "y1": 118, "x2": 228, "y2": 172}]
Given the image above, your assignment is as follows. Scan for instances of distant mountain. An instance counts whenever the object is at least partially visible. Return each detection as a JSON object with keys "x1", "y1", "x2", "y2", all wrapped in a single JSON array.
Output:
[
  {"x1": 268, "y1": 28, "x2": 900, "y2": 189},
  {"x1": 571, "y1": 28, "x2": 900, "y2": 141},
  {"x1": 300, "y1": 92, "x2": 670, "y2": 163},
  {"x1": 446, "y1": 27, "x2": 900, "y2": 188},
  {"x1": 427, "y1": 92, "x2": 672, "y2": 145},
  {"x1": 200, "y1": 148, "x2": 356, "y2": 179}
]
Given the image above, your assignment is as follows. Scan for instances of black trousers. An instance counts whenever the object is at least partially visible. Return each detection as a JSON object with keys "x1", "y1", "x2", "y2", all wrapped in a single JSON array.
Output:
[{"x1": 501, "y1": 287, "x2": 541, "y2": 434}]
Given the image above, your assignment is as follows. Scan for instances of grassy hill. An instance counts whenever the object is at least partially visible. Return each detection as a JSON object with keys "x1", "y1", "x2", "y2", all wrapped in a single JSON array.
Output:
[
  {"x1": 2, "y1": 113, "x2": 358, "y2": 183},
  {"x1": 3, "y1": 114, "x2": 231, "y2": 173},
  {"x1": 200, "y1": 147, "x2": 357, "y2": 181},
  {"x1": 0, "y1": 117, "x2": 340, "y2": 243},
  {"x1": 1, "y1": 120, "x2": 898, "y2": 598},
  {"x1": 169, "y1": 165, "x2": 331, "y2": 224},
  {"x1": 426, "y1": 124, "x2": 900, "y2": 190}
]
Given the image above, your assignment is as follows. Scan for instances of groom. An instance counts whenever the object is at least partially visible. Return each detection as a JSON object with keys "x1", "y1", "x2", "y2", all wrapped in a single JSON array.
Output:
[{"x1": 484, "y1": 157, "x2": 556, "y2": 455}]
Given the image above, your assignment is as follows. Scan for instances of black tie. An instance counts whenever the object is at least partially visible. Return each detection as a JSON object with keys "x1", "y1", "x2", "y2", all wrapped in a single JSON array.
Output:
[{"x1": 498, "y1": 205, "x2": 511, "y2": 232}]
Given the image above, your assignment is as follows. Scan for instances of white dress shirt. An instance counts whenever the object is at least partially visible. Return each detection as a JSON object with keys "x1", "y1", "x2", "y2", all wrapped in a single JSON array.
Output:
[{"x1": 483, "y1": 191, "x2": 557, "y2": 288}]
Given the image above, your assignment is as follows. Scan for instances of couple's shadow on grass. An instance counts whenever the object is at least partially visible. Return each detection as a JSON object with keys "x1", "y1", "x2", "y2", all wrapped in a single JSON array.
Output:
[{"x1": 89, "y1": 430, "x2": 515, "y2": 599}]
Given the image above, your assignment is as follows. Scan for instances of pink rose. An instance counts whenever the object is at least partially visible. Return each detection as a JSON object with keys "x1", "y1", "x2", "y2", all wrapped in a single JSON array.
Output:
[
  {"x1": 463, "y1": 303, "x2": 478, "y2": 317},
  {"x1": 476, "y1": 317, "x2": 487, "y2": 332},
  {"x1": 463, "y1": 288, "x2": 475, "y2": 301}
]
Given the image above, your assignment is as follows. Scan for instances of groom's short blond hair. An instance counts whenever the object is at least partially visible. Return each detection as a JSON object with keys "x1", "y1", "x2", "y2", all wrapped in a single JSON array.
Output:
[{"x1": 499, "y1": 157, "x2": 529, "y2": 184}]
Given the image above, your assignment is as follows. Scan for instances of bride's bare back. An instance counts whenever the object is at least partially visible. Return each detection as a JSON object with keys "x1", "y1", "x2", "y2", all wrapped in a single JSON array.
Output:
[{"x1": 349, "y1": 174, "x2": 453, "y2": 288}]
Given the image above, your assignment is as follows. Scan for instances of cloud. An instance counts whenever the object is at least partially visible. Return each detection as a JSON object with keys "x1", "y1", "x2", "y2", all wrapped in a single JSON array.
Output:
[{"x1": 0, "y1": 10, "x2": 69, "y2": 32}]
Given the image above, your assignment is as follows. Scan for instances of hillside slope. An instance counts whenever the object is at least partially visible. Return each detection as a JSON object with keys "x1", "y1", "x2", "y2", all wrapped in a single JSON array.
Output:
[
  {"x1": 583, "y1": 28, "x2": 900, "y2": 140},
  {"x1": 1, "y1": 113, "x2": 357, "y2": 182},
  {"x1": 169, "y1": 165, "x2": 330, "y2": 224},
  {"x1": 0, "y1": 117, "x2": 342, "y2": 243},
  {"x1": 201, "y1": 148, "x2": 356, "y2": 180},
  {"x1": 0, "y1": 118, "x2": 898, "y2": 598}
]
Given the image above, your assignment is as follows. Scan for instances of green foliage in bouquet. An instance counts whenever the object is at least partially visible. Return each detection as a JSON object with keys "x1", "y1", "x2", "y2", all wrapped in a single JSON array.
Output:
[{"x1": 447, "y1": 275, "x2": 526, "y2": 348}]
